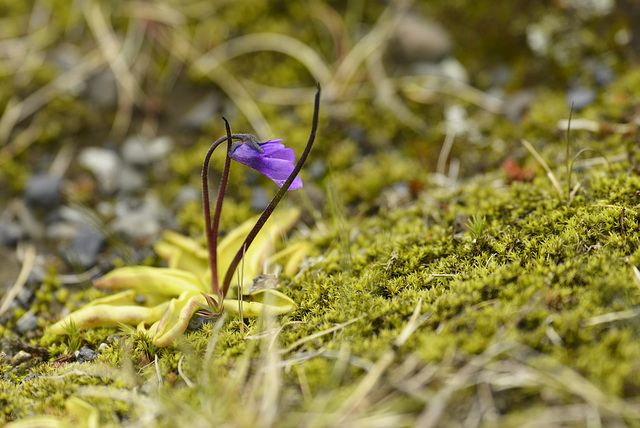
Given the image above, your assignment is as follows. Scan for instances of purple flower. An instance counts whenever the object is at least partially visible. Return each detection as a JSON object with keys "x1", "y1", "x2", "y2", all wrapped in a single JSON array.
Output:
[{"x1": 229, "y1": 139, "x2": 303, "y2": 190}]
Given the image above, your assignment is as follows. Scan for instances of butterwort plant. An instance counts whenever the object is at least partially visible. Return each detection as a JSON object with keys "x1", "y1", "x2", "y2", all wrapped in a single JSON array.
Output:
[
  {"x1": 46, "y1": 85, "x2": 320, "y2": 347},
  {"x1": 199, "y1": 83, "x2": 320, "y2": 316}
]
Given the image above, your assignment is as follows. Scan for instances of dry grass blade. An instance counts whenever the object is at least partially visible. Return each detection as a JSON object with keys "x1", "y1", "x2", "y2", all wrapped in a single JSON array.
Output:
[
  {"x1": 400, "y1": 75, "x2": 504, "y2": 114},
  {"x1": 633, "y1": 265, "x2": 640, "y2": 293},
  {"x1": 280, "y1": 317, "x2": 362, "y2": 355},
  {"x1": 200, "y1": 313, "x2": 227, "y2": 391},
  {"x1": 336, "y1": 300, "x2": 426, "y2": 420},
  {"x1": 436, "y1": 126, "x2": 456, "y2": 177},
  {"x1": 521, "y1": 139, "x2": 563, "y2": 197},
  {"x1": 154, "y1": 354, "x2": 163, "y2": 386},
  {"x1": 240, "y1": 81, "x2": 320, "y2": 106},
  {"x1": 192, "y1": 33, "x2": 332, "y2": 85},
  {"x1": 366, "y1": 48, "x2": 428, "y2": 133},
  {"x1": 582, "y1": 308, "x2": 640, "y2": 326},
  {"x1": 415, "y1": 342, "x2": 517, "y2": 428},
  {"x1": 82, "y1": 0, "x2": 144, "y2": 137},
  {"x1": 568, "y1": 147, "x2": 611, "y2": 204},
  {"x1": 511, "y1": 349, "x2": 640, "y2": 421},
  {"x1": 0, "y1": 244, "x2": 36, "y2": 317},
  {"x1": 257, "y1": 317, "x2": 282, "y2": 427},
  {"x1": 178, "y1": 355, "x2": 194, "y2": 387},
  {"x1": 325, "y1": 0, "x2": 413, "y2": 101},
  {"x1": 518, "y1": 404, "x2": 602, "y2": 428},
  {"x1": 0, "y1": 51, "x2": 105, "y2": 145},
  {"x1": 189, "y1": 47, "x2": 273, "y2": 139}
]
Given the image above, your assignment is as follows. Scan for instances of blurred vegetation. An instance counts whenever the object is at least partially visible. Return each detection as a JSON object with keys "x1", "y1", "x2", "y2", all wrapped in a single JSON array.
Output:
[{"x1": 1, "y1": 0, "x2": 640, "y2": 426}]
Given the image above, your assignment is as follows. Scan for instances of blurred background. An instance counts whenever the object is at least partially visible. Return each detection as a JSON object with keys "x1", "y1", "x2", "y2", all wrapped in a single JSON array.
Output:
[{"x1": 0, "y1": 0, "x2": 637, "y2": 290}]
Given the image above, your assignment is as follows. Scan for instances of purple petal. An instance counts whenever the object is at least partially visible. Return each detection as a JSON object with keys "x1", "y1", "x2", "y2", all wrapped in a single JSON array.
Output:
[{"x1": 230, "y1": 139, "x2": 303, "y2": 189}]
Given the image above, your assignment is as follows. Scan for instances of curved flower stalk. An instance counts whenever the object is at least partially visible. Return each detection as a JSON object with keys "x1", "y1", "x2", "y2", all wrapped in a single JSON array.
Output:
[{"x1": 46, "y1": 85, "x2": 320, "y2": 346}]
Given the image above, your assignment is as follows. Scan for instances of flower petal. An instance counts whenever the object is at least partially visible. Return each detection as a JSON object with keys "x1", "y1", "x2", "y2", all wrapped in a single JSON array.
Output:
[{"x1": 230, "y1": 139, "x2": 303, "y2": 189}]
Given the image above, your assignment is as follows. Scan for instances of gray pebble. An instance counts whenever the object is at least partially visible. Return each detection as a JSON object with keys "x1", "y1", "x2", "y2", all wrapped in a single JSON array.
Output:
[
  {"x1": 46, "y1": 222, "x2": 78, "y2": 241},
  {"x1": 78, "y1": 147, "x2": 122, "y2": 194},
  {"x1": 504, "y1": 91, "x2": 535, "y2": 122},
  {"x1": 122, "y1": 136, "x2": 173, "y2": 166},
  {"x1": 16, "y1": 311, "x2": 39, "y2": 334},
  {"x1": 179, "y1": 93, "x2": 221, "y2": 130},
  {"x1": 390, "y1": 15, "x2": 452, "y2": 63},
  {"x1": 111, "y1": 194, "x2": 164, "y2": 238},
  {"x1": 121, "y1": 136, "x2": 150, "y2": 166},
  {"x1": 16, "y1": 287, "x2": 35, "y2": 308},
  {"x1": 592, "y1": 63, "x2": 615, "y2": 87},
  {"x1": 188, "y1": 314, "x2": 211, "y2": 331},
  {"x1": 68, "y1": 228, "x2": 106, "y2": 268},
  {"x1": 24, "y1": 174, "x2": 63, "y2": 209},
  {"x1": 117, "y1": 165, "x2": 146, "y2": 194},
  {"x1": 306, "y1": 160, "x2": 327, "y2": 180},
  {"x1": 0, "y1": 219, "x2": 24, "y2": 246},
  {"x1": 147, "y1": 136, "x2": 173, "y2": 162},
  {"x1": 75, "y1": 346, "x2": 98, "y2": 363},
  {"x1": 566, "y1": 87, "x2": 595, "y2": 110},
  {"x1": 174, "y1": 185, "x2": 200, "y2": 207}
]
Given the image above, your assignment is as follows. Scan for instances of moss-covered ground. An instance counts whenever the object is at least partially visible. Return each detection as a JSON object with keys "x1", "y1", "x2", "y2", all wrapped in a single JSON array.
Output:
[{"x1": 1, "y1": 0, "x2": 640, "y2": 426}]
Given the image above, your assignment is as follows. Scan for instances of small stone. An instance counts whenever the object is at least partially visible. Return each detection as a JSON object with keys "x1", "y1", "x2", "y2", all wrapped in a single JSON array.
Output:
[
  {"x1": 46, "y1": 221, "x2": 79, "y2": 241},
  {"x1": 67, "y1": 228, "x2": 106, "y2": 268},
  {"x1": 188, "y1": 314, "x2": 211, "y2": 331},
  {"x1": 57, "y1": 205, "x2": 89, "y2": 226},
  {"x1": 78, "y1": 147, "x2": 122, "y2": 194},
  {"x1": 306, "y1": 160, "x2": 326, "y2": 180},
  {"x1": 174, "y1": 185, "x2": 200, "y2": 207},
  {"x1": 566, "y1": 87, "x2": 595, "y2": 110},
  {"x1": 111, "y1": 194, "x2": 165, "y2": 239},
  {"x1": 0, "y1": 220, "x2": 24, "y2": 246},
  {"x1": 117, "y1": 165, "x2": 146, "y2": 194},
  {"x1": 17, "y1": 203, "x2": 45, "y2": 240},
  {"x1": 179, "y1": 93, "x2": 221, "y2": 130},
  {"x1": 504, "y1": 91, "x2": 535, "y2": 122},
  {"x1": 380, "y1": 182, "x2": 412, "y2": 209},
  {"x1": 122, "y1": 136, "x2": 150, "y2": 166},
  {"x1": 75, "y1": 346, "x2": 98, "y2": 363},
  {"x1": 390, "y1": 15, "x2": 452, "y2": 63},
  {"x1": 12, "y1": 350, "x2": 31, "y2": 365},
  {"x1": 122, "y1": 136, "x2": 173, "y2": 166},
  {"x1": 16, "y1": 286, "x2": 35, "y2": 308},
  {"x1": 97, "y1": 343, "x2": 109, "y2": 352},
  {"x1": 592, "y1": 63, "x2": 615, "y2": 87},
  {"x1": 24, "y1": 174, "x2": 63, "y2": 209},
  {"x1": 249, "y1": 274, "x2": 279, "y2": 293},
  {"x1": 16, "y1": 311, "x2": 38, "y2": 334},
  {"x1": 147, "y1": 136, "x2": 173, "y2": 162}
]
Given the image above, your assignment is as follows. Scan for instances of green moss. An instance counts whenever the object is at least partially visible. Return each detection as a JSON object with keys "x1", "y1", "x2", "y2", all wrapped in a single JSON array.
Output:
[{"x1": 5, "y1": 0, "x2": 640, "y2": 426}]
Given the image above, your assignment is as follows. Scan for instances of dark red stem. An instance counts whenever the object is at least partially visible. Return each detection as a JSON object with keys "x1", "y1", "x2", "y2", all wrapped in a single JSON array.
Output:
[
  {"x1": 202, "y1": 128, "x2": 246, "y2": 303},
  {"x1": 221, "y1": 84, "x2": 321, "y2": 299}
]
